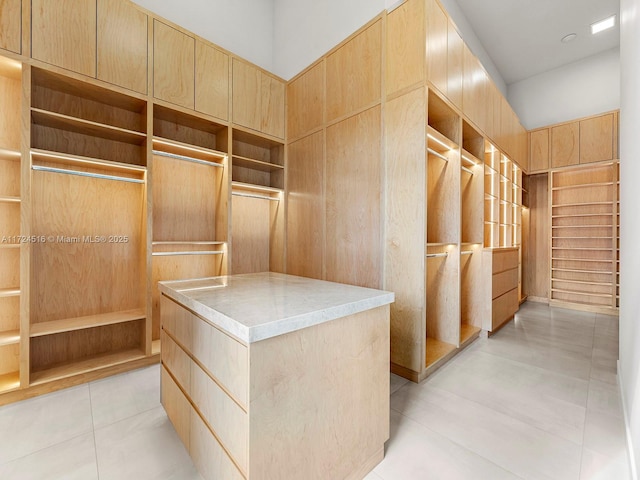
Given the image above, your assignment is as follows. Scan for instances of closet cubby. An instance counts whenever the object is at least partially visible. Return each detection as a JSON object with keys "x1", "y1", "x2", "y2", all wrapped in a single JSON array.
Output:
[
  {"x1": 231, "y1": 129, "x2": 284, "y2": 192},
  {"x1": 460, "y1": 244, "x2": 482, "y2": 343},
  {"x1": 151, "y1": 108, "x2": 229, "y2": 350},
  {"x1": 461, "y1": 121, "x2": 483, "y2": 245},
  {"x1": 484, "y1": 143, "x2": 499, "y2": 247},
  {"x1": 427, "y1": 90, "x2": 460, "y2": 145},
  {"x1": 30, "y1": 68, "x2": 147, "y2": 166}
]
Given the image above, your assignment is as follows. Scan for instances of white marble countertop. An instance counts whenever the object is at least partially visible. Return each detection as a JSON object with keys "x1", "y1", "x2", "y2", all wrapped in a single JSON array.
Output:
[{"x1": 158, "y1": 272, "x2": 394, "y2": 344}]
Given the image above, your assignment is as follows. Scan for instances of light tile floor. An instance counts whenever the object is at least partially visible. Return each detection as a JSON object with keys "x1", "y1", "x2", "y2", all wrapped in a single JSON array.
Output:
[{"x1": 0, "y1": 302, "x2": 630, "y2": 479}]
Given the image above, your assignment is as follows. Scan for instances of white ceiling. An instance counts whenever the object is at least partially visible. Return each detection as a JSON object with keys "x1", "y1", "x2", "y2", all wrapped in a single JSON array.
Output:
[{"x1": 453, "y1": 0, "x2": 620, "y2": 85}]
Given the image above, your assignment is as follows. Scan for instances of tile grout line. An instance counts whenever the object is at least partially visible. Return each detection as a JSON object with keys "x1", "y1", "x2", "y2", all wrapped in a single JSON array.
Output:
[
  {"x1": 88, "y1": 382, "x2": 100, "y2": 480},
  {"x1": 577, "y1": 312, "x2": 598, "y2": 479}
]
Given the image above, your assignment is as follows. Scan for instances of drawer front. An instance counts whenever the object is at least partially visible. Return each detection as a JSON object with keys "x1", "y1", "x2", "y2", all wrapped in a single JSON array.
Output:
[
  {"x1": 492, "y1": 268, "x2": 519, "y2": 300},
  {"x1": 190, "y1": 404, "x2": 244, "y2": 480},
  {"x1": 191, "y1": 362, "x2": 248, "y2": 471},
  {"x1": 161, "y1": 296, "x2": 194, "y2": 352},
  {"x1": 161, "y1": 366, "x2": 190, "y2": 449},
  {"x1": 492, "y1": 249, "x2": 519, "y2": 274},
  {"x1": 492, "y1": 287, "x2": 519, "y2": 330},
  {"x1": 161, "y1": 330, "x2": 191, "y2": 392}
]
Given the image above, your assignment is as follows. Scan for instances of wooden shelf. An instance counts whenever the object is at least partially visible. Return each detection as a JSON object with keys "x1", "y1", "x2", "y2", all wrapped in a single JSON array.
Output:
[
  {"x1": 31, "y1": 149, "x2": 147, "y2": 176},
  {"x1": 31, "y1": 108, "x2": 146, "y2": 145},
  {"x1": 425, "y1": 337, "x2": 456, "y2": 368},
  {"x1": 30, "y1": 348, "x2": 146, "y2": 386},
  {"x1": 0, "y1": 195, "x2": 20, "y2": 203},
  {"x1": 461, "y1": 148, "x2": 481, "y2": 167},
  {"x1": 231, "y1": 181, "x2": 283, "y2": 195},
  {"x1": 152, "y1": 137, "x2": 226, "y2": 162},
  {"x1": 552, "y1": 225, "x2": 613, "y2": 229},
  {"x1": 152, "y1": 241, "x2": 225, "y2": 246},
  {"x1": 460, "y1": 324, "x2": 481, "y2": 344},
  {"x1": 551, "y1": 257, "x2": 612, "y2": 262},
  {"x1": 0, "y1": 329, "x2": 20, "y2": 347},
  {"x1": 427, "y1": 125, "x2": 457, "y2": 153},
  {"x1": 551, "y1": 288, "x2": 611, "y2": 298},
  {"x1": 0, "y1": 371, "x2": 20, "y2": 393},
  {"x1": 0, "y1": 288, "x2": 19, "y2": 298},
  {"x1": 552, "y1": 278, "x2": 613, "y2": 287},
  {"x1": 552, "y1": 267, "x2": 613, "y2": 274},
  {"x1": 552, "y1": 182, "x2": 614, "y2": 191},
  {"x1": 0, "y1": 148, "x2": 20, "y2": 159},
  {"x1": 552, "y1": 213, "x2": 612, "y2": 218},
  {"x1": 232, "y1": 154, "x2": 284, "y2": 172},
  {"x1": 552, "y1": 201, "x2": 613, "y2": 208},
  {"x1": 30, "y1": 309, "x2": 146, "y2": 337},
  {"x1": 552, "y1": 247, "x2": 613, "y2": 251},
  {"x1": 152, "y1": 339, "x2": 161, "y2": 355}
]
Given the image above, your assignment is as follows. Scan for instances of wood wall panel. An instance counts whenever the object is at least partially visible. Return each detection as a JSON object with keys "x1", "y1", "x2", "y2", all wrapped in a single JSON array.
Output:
[
  {"x1": 530, "y1": 129, "x2": 549, "y2": 172},
  {"x1": 427, "y1": 0, "x2": 448, "y2": 97},
  {"x1": 384, "y1": 88, "x2": 426, "y2": 373},
  {"x1": 551, "y1": 122, "x2": 579, "y2": 168},
  {"x1": 447, "y1": 21, "x2": 463, "y2": 109},
  {"x1": 580, "y1": 113, "x2": 614, "y2": 164},
  {"x1": 286, "y1": 131, "x2": 324, "y2": 279},
  {"x1": 260, "y1": 73, "x2": 285, "y2": 138},
  {"x1": 153, "y1": 20, "x2": 195, "y2": 109},
  {"x1": 462, "y1": 45, "x2": 481, "y2": 129},
  {"x1": 523, "y1": 174, "x2": 549, "y2": 299},
  {"x1": 386, "y1": 0, "x2": 424, "y2": 96},
  {"x1": 287, "y1": 62, "x2": 324, "y2": 140},
  {"x1": 231, "y1": 194, "x2": 270, "y2": 274},
  {"x1": 326, "y1": 20, "x2": 381, "y2": 122},
  {"x1": 97, "y1": 0, "x2": 148, "y2": 94},
  {"x1": 0, "y1": 0, "x2": 21, "y2": 54},
  {"x1": 0, "y1": 71, "x2": 21, "y2": 150},
  {"x1": 326, "y1": 106, "x2": 381, "y2": 289},
  {"x1": 232, "y1": 59, "x2": 260, "y2": 132},
  {"x1": 195, "y1": 41, "x2": 229, "y2": 121},
  {"x1": 31, "y1": 0, "x2": 97, "y2": 77}
]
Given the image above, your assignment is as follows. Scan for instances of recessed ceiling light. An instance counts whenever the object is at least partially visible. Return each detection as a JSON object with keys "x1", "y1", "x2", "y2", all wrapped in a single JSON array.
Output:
[
  {"x1": 561, "y1": 33, "x2": 577, "y2": 43},
  {"x1": 591, "y1": 15, "x2": 616, "y2": 34}
]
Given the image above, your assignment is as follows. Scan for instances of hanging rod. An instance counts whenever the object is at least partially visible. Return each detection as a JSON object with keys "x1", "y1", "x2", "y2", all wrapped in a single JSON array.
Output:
[
  {"x1": 426, "y1": 252, "x2": 448, "y2": 258},
  {"x1": 152, "y1": 150, "x2": 224, "y2": 168},
  {"x1": 31, "y1": 165, "x2": 145, "y2": 184},
  {"x1": 152, "y1": 251, "x2": 224, "y2": 257},
  {"x1": 427, "y1": 148, "x2": 449, "y2": 162},
  {"x1": 461, "y1": 250, "x2": 474, "y2": 255},
  {"x1": 461, "y1": 165, "x2": 474, "y2": 175},
  {"x1": 232, "y1": 191, "x2": 280, "y2": 202}
]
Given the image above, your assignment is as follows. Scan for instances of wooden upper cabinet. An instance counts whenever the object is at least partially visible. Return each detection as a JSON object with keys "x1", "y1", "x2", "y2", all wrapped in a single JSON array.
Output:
[
  {"x1": 529, "y1": 129, "x2": 549, "y2": 172},
  {"x1": 97, "y1": 0, "x2": 148, "y2": 94},
  {"x1": 580, "y1": 113, "x2": 615, "y2": 164},
  {"x1": 427, "y1": 0, "x2": 448, "y2": 97},
  {"x1": 551, "y1": 122, "x2": 579, "y2": 168},
  {"x1": 195, "y1": 40, "x2": 229, "y2": 121},
  {"x1": 462, "y1": 44, "x2": 481, "y2": 128},
  {"x1": 326, "y1": 19, "x2": 381, "y2": 122},
  {"x1": 385, "y1": 0, "x2": 424, "y2": 96},
  {"x1": 447, "y1": 20, "x2": 463, "y2": 110},
  {"x1": 232, "y1": 59, "x2": 284, "y2": 139},
  {"x1": 153, "y1": 20, "x2": 195, "y2": 109},
  {"x1": 287, "y1": 62, "x2": 324, "y2": 140},
  {"x1": 0, "y1": 0, "x2": 21, "y2": 54},
  {"x1": 31, "y1": 0, "x2": 97, "y2": 77}
]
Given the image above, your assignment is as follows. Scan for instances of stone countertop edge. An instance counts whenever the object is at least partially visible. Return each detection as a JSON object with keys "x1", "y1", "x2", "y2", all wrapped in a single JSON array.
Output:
[{"x1": 158, "y1": 274, "x2": 395, "y2": 344}]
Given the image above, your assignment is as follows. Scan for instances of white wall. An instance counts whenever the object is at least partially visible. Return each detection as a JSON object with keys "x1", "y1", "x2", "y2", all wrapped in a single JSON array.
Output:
[
  {"x1": 131, "y1": 0, "x2": 275, "y2": 73},
  {"x1": 507, "y1": 48, "x2": 620, "y2": 130},
  {"x1": 619, "y1": 0, "x2": 640, "y2": 477},
  {"x1": 272, "y1": 0, "x2": 387, "y2": 80},
  {"x1": 438, "y1": 0, "x2": 506, "y2": 95}
]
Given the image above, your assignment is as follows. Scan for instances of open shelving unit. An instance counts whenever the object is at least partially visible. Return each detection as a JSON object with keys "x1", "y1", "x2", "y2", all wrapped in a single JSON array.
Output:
[
  {"x1": 484, "y1": 142, "x2": 499, "y2": 247},
  {"x1": 151, "y1": 107, "x2": 229, "y2": 349},
  {"x1": 550, "y1": 162, "x2": 618, "y2": 312},
  {"x1": 0, "y1": 55, "x2": 22, "y2": 394}
]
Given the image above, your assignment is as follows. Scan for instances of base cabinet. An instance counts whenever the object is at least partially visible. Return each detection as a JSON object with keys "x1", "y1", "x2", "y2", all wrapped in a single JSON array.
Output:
[{"x1": 483, "y1": 248, "x2": 520, "y2": 333}]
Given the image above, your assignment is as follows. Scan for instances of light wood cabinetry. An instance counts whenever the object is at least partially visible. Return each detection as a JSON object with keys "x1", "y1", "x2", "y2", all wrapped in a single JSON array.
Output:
[
  {"x1": 31, "y1": 0, "x2": 96, "y2": 77},
  {"x1": 580, "y1": 112, "x2": 616, "y2": 164},
  {"x1": 551, "y1": 122, "x2": 579, "y2": 168},
  {"x1": 385, "y1": 0, "x2": 424, "y2": 96},
  {"x1": 286, "y1": 62, "x2": 323, "y2": 140},
  {"x1": 0, "y1": 0, "x2": 21, "y2": 54},
  {"x1": 97, "y1": 0, "x2": 148, "y2": 94},
  {"x1": 153, "y1": 20, "x2": 195, "y2": 109},
  {"x1": 195, "y1": 41, "x2": 229, "y2": 121},
  {"x1": 483, "y1": 248, "x2": 519, "y2": 333},
  {"x1": 427, "y1": 0, "x2": 448, "y2": 98},
  {"x1": 232, "y1": 59, "x2": 285, "y2": 139},
  {"x1": 529, "y1": 128, "x2": 550, "y2": 172}
]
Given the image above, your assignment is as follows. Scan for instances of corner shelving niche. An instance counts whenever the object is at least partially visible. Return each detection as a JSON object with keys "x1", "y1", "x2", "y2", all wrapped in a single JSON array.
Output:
[
  {"x1": 0, "y1": 55, "x2": 22, "y2": 393},
  {"x1": 151, "y1": 106, "x2": 229, "y2": 350},
  {"x1": 29, "y1": 68, "x2": 149, "y2": 385}
]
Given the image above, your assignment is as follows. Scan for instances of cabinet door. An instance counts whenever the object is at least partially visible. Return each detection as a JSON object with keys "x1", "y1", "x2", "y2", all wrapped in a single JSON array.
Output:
[
  {"x1": 385, "y1": 0, "x2": 424, "y2": 96},
  {"x1": 31, "y1": 0, "x2": 96, "y2": 77},
  {"x1": 551, "y1": 122, "x2": 579, "y2": 168},
  {"x1": 97, "y1": 0, "x2": 147, "y2": 94},
  {"x1": 427, "y1": 0, "x2": 448, "y2": 97},
  {"x1": 462, "y1": 45, "x2": 479, "y2": 127},
  {"x1": 154, "y1": 20, "x2": 195, "y2": 109},
  {"x1": 529, "y1": 129, "x2": 549, "y2": 172},
  {"x1": 580, "y1": 113, "x2": 614, "y2": 164},
  {"x1": 260, "y1": 74, "x2": 284, "y2": 139},
  {"x1": 195, "y1": 41, "x2": 229, "y2": 121},
  {"x1": 447, "y1": 20, "x2": 463, "y2": 110},
  {"x1": 0, "y1": 0, "x2": 21, "y2": 54},
  {"x1": 232, "y1": 58, "x2": 261, "y2": 132}
]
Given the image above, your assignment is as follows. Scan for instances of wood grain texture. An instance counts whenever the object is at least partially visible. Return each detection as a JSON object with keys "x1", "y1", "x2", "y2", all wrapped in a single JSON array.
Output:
[
  {"x1": 326, "y1": 20, "x2": 381, "y2": 122},
  {"x1": 580, "y1": 113, "x2": 614, "y2": 164},
  {"x1": 447, "y1": 20, "x2": 463, "y2": 109},
  {"x1": 384, "y1": 88, "x2": 426, "y2": 374},
  {"x1": 195, "y1": 41, "x2": 229, "y2": 121},
  {"x1": 427, "y1": 147, "x2": 460, "y2": 244},
  {"x1": 153, "y1": 20, "x2": 195, "y2": 109},
  {"x1": 161, "y1": 366, "x2": 191, "y2": 450},
  {"x1": 462, "y1": 45, "x2": 481, "y2": 128},
  {"x1": 231, "y1": 193, "x2": 270, "y2": 274},
  {"x1": 0, "y1": 296, "x2": 19, "y2": 334},
  {"x1": 551, "y1": 122, "x2": 579, "y2": 168},
  {"x1": 0, "y1": 68, "x2": 22, "y2": 150},
  {"x1": 97, "y1": 0, "x2": 148, "y2": 94},
  {"x1": 31, "y1": 0, "x2": 96, "y2": 77},
  {"x1": 161, "y1": 330, "x2": 190, "y2": 393},
  {"x1": 427, "y1": 0, "x2": 448, "y2": 97},
  {"x1": 286, "y1": 61, "x2": 323, "y2": 140},
  {"x1": 231, "y1": 59, "x2": 260, "y2": 132},
  {"x1": 286, "y1": 131, "x2": 324, "y2": 279},
  {"x1": 0, "y1": 0, "x2": 20, "y2": 54},
  {"x1": 385, "y1": 0, "x2": 425, "y2": 96},
  {"x1": 325, "y1": 106, "x2": 382, "y2": 289},
  {"x1": 460, "y1": 247, "x2": 483, "y2": 329},
  {"x1": 0, "y1": 202, "x2": 19, "y2": 241},
  {"x1": 0, "y1": 343, "x2": 18, "y2": 377},
  {"x1": 426, "y1": 246, "x2": 460, "y2": 346},
  {"x1": 492, "y1": 267, "x2": 519, "y2": 299},
  {"x1": 260, "y1": 74, "x2": 285, "y2": 139},
  {"x1": 461, "y1": 161, "x2": 484, "y2": 244},
  {"x1": 249, "y1": 306, "x2": 389, "y2": 480},
  {"x1": 491, "y1": 287, "x2": 518, "y2": 330},
  {"x1": 530, "y1": 129, "x2": 550, "y2": 172}
]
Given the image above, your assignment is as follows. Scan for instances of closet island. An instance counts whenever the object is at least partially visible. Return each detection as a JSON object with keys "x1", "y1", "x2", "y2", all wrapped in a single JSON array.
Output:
[{"x1": 158, "y1": 272, "x2": 394, "y2": 480}]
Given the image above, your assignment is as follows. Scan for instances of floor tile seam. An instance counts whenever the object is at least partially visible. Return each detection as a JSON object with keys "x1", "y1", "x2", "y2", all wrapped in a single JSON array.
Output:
[
  {"x1": 0, "y1": 430, "x2": 95, "y2": 469},
  {"x1": 390, "y1": 409, "x2": 528, "y2": 480},
  {"x1": 492, "y1": 330, "x2": 595, "y2": 353},
  {"x1": 88, "y1": 383, "x2": 101, "y2": 480}
]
